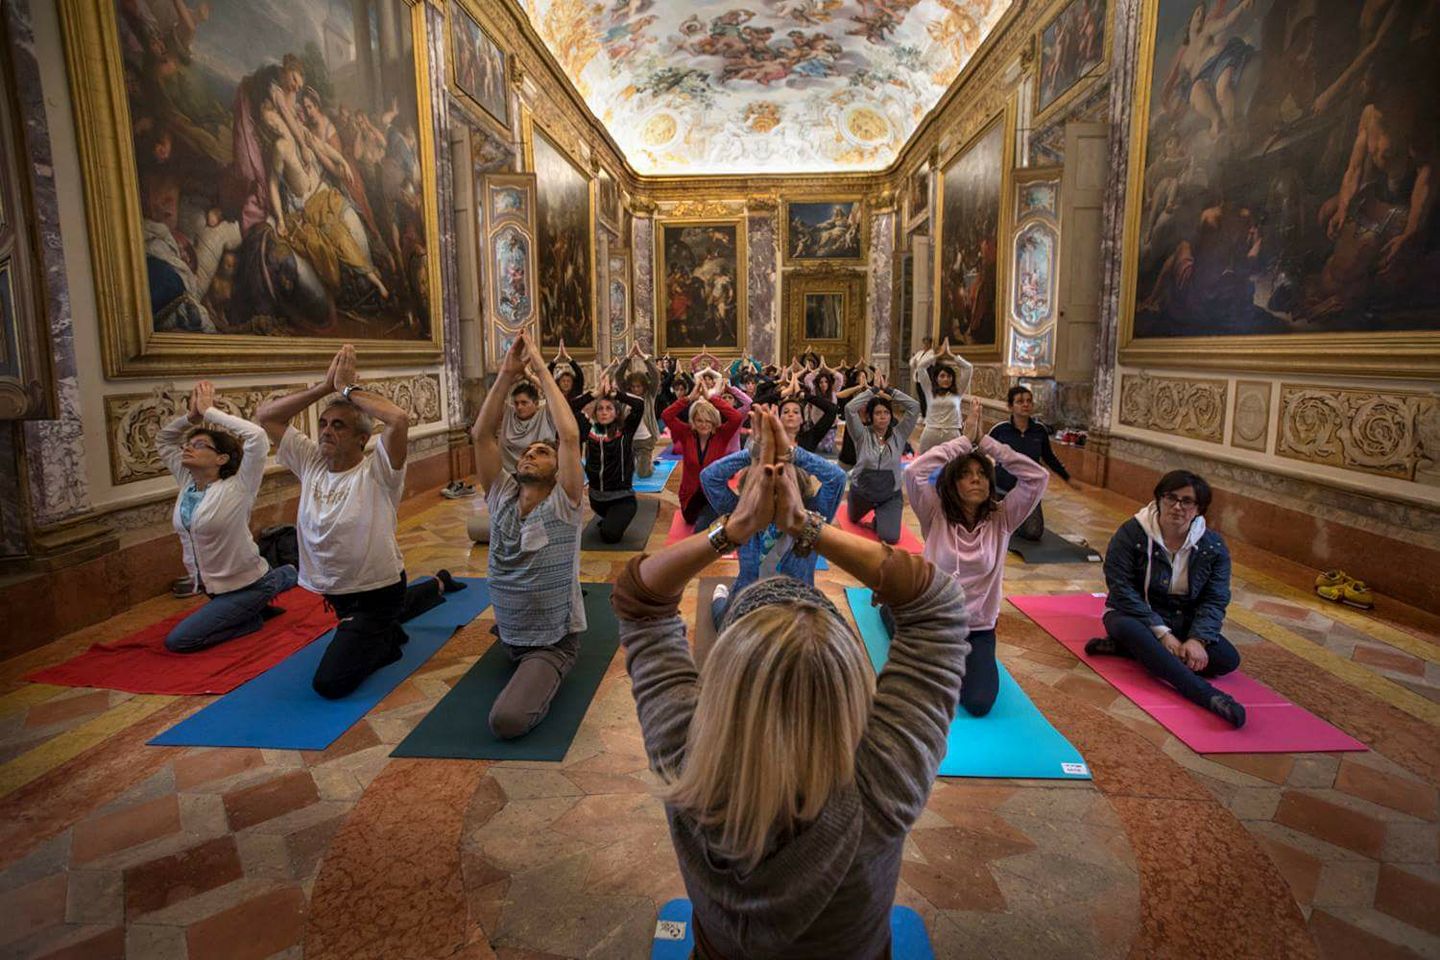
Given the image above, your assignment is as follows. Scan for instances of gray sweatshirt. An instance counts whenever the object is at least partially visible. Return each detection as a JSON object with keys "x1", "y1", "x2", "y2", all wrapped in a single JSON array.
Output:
[
  {"x1": 618, "y1": 571, "x2": 970, "y2": 959},
  {"x1": 845, "y1": 388, "x2": 921, "y2": 490}
]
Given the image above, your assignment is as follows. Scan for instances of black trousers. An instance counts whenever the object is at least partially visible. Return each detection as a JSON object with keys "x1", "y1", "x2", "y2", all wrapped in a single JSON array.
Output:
[
  {"x1": 882, "y1": 606, "x2": 998, "y2": 717},
  {"x1": 1102, "y1": 611, "x2": 1241, "y2": 708},
  {"x1": 313, "y1": 573, "x2": 446, "y2": 699},
  {"x1": 590, "y1": 493, "x2": 638, "y2": 544},
  {"x1": 1015, "y1": 501, "x2": 1045, "y2": 542}
]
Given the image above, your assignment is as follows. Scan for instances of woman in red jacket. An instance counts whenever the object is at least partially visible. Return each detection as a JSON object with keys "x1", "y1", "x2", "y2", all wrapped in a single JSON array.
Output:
[{"x1": 663, "y1": 378, "x2": 745, "y2": 532}]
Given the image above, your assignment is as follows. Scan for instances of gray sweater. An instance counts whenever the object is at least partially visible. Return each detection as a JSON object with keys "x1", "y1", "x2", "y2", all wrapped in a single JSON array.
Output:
[
  {"x1": 845, "y1": 388, "x2": 921, "y2": 490},
  {"x1": 618, "y1": 572, "x2": 970, "y2": 959}
]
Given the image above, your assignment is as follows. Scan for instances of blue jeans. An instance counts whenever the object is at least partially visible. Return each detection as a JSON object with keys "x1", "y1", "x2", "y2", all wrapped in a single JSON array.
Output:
[
  {"x1": 165, "y1": 565, "x2": 299, "y2": 653},
  {"x1": 1102, "y1": 611, "x2": 1241, "y2": 708}
]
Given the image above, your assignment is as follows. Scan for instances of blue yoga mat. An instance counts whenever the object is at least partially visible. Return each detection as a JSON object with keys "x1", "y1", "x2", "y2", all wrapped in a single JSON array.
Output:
[
  {"x1": 845, "y1": 587, "x2": 1090, "y2": 781},
  {"x1": 632, "y1": 458, "x2": 679, "y2": 493},
  {"x1": 651, "y1": 899, "x2": 933, "y2": 959},
  {"x1": 150, "y1": 579, "x2": 491, "y2": 750}
]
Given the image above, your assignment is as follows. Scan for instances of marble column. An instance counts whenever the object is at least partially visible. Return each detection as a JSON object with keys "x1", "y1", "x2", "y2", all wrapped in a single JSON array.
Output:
[
  {"x1": 424, "y1": 2, "x2": 464, "y2": 429},
  {"x1": 867, "y1": 210, "x2": 897, "y2": 363},
  {"x1": 746, "y1": 214, "x2": 778, "y2": 364},
  {"x1": 631, "y1": 216, "x2": 655, "y2": 352}
]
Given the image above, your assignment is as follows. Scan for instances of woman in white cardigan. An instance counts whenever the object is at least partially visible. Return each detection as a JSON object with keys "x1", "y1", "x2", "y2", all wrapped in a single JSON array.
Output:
[{"x1": 156, "y1": 381, "x2": 297, "y2": 652}]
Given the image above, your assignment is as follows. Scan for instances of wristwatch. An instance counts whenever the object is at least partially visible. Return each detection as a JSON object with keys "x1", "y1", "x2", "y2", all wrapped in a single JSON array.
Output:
[
  {"x1": 341, "y1": 384, "x2": 365, "y2": 400},
  {"x1": 791, "y1": 510, "x2": 825, "y2": 558},
  {"x1": 707, "y1": 514, "x2": 736, "y2": 554}
]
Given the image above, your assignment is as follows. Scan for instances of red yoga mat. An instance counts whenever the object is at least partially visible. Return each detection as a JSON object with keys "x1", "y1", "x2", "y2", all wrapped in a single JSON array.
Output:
[
  {"x1": 1009, "y1": 593, "x2": 1366, "y2": 755},
  {"x1": 27, "y1": 588, "x2": 335, "y2": 696},
  {"x1": 665, "y1": 510, "x2": 735, "y2": 557},
  {"x1": 835, "y1": 509, "x2": 925, "y2": 553}
]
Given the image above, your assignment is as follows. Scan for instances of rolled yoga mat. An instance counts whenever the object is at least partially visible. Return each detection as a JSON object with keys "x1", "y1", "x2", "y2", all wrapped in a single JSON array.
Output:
[
  {"x1": 631, "y1": 457, "x2": 679, "y2": 493},
  {"x1": 391, "y1": 583, "x2": 621, "y2": 761},
  {"x1": 580, "y1": 497, "x2": 661, "y2": 552},
  {"x1": 846, "y1": 587, "x2": 1091, "y2": 780},
  {"x1": 1009, "y1": 528, "x2": 1102, "y2": 564},
  {"x1": 1009, "y1": 592, "x2": 1367, "y2": 754},
  {"x1": 149, "y1": 579, "x2": 491, "y2": 750},
  {"x1": 27, "y1": 587, "x2": 334, "y2": 696},
  {"x1": 650, "y1": 899, "x2": 934, "y2": 960}
]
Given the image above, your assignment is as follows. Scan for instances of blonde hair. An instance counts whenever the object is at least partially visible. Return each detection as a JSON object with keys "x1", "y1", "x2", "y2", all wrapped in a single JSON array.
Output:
[
  {"x1": 690, "y1": 399, "x2": 720, "y2": 427},
  {"x1": 661, "y1": 603, "x2": 875, "y2": 869}
]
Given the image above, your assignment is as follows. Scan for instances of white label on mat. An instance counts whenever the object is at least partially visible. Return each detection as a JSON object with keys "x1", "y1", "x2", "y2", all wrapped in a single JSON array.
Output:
[
  {"x1": 656, "y1": 920, "x2": 687, "y2": 941},
  {"x1": 1062, "y1": 762, "x2": 1089, "y2": 775}
]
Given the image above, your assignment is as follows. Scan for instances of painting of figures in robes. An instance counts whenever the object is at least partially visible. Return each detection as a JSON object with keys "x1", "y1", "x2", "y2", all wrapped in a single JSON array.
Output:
[
  {"x1": 449, "y1": 2, "x2": 509, "y2": 129},
  {"x1": 1125, "y1": 0, "x2": 1440, "y2": 375},
  {"x1": 111, "y1": 0, "x2": 434, "y2": 343},
  {"x1": 657, "y1": 220, "x2": 745, "y2": 354},
  {"x1": 1035, "y1": 0, "x2": 1108, "y2": 123},
  {"x1": 784, "y1": 200, "x2": 865, "y2": 263},
  {"x1": 937, "y1": 112, "x2": 1009, "y2": 354},
  {"x1": 530, "y1": 126, "x2": 595, "y2": 353}
]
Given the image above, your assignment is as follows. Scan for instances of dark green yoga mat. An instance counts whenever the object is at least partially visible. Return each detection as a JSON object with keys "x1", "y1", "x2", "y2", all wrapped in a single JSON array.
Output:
[
  {"x1": 391, "y1": 584, "x2": 621, "y2": 760},
  {"x1": 1009, "y1": 529, "x2": 1102, "y2": 564}
]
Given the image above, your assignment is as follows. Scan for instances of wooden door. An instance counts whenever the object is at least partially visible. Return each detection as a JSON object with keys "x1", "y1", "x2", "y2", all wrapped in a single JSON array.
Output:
[{"x1": 1054, "y1": 122, "x2": 1107, "y2": 382}]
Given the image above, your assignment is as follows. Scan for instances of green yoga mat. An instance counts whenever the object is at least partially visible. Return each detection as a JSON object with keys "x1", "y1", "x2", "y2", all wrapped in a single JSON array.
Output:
[
  {"x1": 845, "y1": 587, "x2": 1090, "y2": 780},
  {"x1": 391, "y1": 584, "x2": 621, "y2": 760},
  {"x1": 1009, "y1": 529, "x2": 1102, "y2": 564},
  {"x1": 580, "y1": 497, "x2": 660, "y2": 552}
]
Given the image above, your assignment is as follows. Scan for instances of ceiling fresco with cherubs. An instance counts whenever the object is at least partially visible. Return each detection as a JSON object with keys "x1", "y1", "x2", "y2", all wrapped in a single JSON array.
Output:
[{"x1": 519, "y1": 0, "x2": 1013, "y2": 175}]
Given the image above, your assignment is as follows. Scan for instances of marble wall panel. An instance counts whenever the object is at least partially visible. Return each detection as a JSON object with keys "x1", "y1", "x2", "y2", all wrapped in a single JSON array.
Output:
[
  {"x1": 1231, "y1": 381, "x2": 1270, "y2": 453},
  {"x1": 867, "y1": 211, "x2": 895, "y2": 358},
  {"x1": 1278, "y1": 385, "x2": 1439, "y2": 487},
  {"x1": 1118, "y1": 373, "x2": 1226, "y2": 444},
  {"x1": 747, "y1": 215, "x2": 778, "y2": 363},
  {"x1": 632, "y1": 217, "x2": 655, "y2": 352}
]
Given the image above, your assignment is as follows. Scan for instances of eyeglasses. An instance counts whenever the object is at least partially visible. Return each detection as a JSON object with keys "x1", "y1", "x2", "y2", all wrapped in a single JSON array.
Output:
[
  {"x1": 182, "y1": 438, "x2": 217, "y2": 452},
  {"x1": 1161, "y1": 493, "x2": 1198, "y2": 510}
]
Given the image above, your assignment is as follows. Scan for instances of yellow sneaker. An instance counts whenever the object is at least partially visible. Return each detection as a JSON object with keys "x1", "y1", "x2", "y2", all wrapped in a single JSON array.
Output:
[
  {"x1": 1315, "y1": 569, "x2": 1350, "y2": 591},
  {"x1": 1340, "y1": 579, "x2": 1375, "y2": 610}
]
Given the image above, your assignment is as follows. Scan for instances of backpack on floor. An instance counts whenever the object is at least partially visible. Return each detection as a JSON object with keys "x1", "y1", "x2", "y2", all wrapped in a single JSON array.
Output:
[{"x1": 256, "y1": 524, "x2": 299, "y2": 571}]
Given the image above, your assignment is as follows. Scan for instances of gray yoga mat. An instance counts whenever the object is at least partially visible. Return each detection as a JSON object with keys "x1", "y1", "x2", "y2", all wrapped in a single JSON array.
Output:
[
  {"x1": 1009, "y1": 529, "x2": 1102, "y2": 564},
  {"x1": 580, "y1": 496, "x2": 660, "y2": 551}
]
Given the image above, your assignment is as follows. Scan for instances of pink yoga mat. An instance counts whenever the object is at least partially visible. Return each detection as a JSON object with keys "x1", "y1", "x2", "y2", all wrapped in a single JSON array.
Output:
[
  {"x1": 664, "y1": 510, "x2": 735, "y2": 556},
  {"x1": 1009, "y1": 593, "x2": 1366, "y2": 754},
  {"x1": 835, "y1": 510, "x2": 925, "y2": 553}
]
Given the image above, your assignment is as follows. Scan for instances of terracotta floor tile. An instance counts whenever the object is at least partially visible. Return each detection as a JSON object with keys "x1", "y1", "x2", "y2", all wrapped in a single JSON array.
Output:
[
  {"x1": 1373, "y1": 864, "x2": 1440, "y2": 937},
  {"x1": 1053, "y1": 673, "x2": 1119, "y2": 711},
  {"x1": 1309, "y1": 909, "x2": 1427, "y2": 960},
  {"x1": 123, "y1": 836, "x2": 244, "y2": 918},
  {"x1": 184, "y1": 885, "x2": 305, "y2": 960},
  {"x1": 0, "y1": 872, "x2": 68, "y2": 947},
  {"x1": 1257, "y1": 836, "x2": 1323, "y2": 906},
  {"x1": 23, "y1": 691, "x2": 112, "y2": 729},
  {"x1": 1274, "y1": 791, "x2": 1388, "y2": 859},
  {"x1": 70, "y1": 795, "x2": 182, "y2": 865},
  {"x1": 1353, "y1": 646, "x2": 1427, "y2": 678},
  {"x1": 33, "y1": 926, "x2": 125, "y2": 960},
  {"x1": 298, "y1": 720, "x2": 380, "y2": 767},
  {"x1": 1335, "y1": 759, "x2": 1438, "y2": 821},
  {"x1": 222, "y1": 770, "x2": 319, "y2": 832},
  {"x1": 1252, "y1": 600, "x2": 1312, "y2": 621},
  {"x1": 172, "y1": 748, "x2": 264, "y2": 791},
  {"x1": 1211, "y1": 753, "x2": 1296, "y2": 786}
]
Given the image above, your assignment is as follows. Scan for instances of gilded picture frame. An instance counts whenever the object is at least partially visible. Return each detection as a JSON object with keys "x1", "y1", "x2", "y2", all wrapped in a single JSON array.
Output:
[
  {"x1": 654, "y1": 217, "x2": 747, "y2": 358},
  {"x1": 521, "y1": 110, "x2": 597, "y2": 361},
  {"x1": 932, "y1": 100, "x2": 1015, "y2": 365},
  {"x1": 1007, "y1": 166, "x2": 1062, "y2": 375},
  {"x1": 781, "y1": 198, "x2": 868, "y2": 266},
  {"x1": 446, "y1": 0, "x2": 511, "y2": 139},
  {"x1": 605, "y1": 248, "x2": 632, "y2": 355},
  {"x1": 1032, "y1": 0, "x2": 1111, "y2": 130},
  {"x1": 905, "y1": 165, "x2": 930, "y2": 233},
  {"x1": 56, "y1": 0, "x2": 445, "y2": 378},
  {"x1": 783, "y1": 270, "x2": 865, "y2": 363},
  {"x1": 479, "y1": 173, "x2": 539, "y2": 372},
  {"x1": 1118, "y1": 0, "x2": 1439, "y2": 379},
  {"x1": 596, "y1": 166, "x2": 621, "y2": 236}
]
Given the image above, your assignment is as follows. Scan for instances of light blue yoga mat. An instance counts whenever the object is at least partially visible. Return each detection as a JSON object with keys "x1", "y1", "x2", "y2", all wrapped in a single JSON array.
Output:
[
  {"x1": 631, "y1": 457, "x2": 679, "y2": 493},
  {"x1": 845, "y1": 587, "x2": 1090, "y2": 781},
  {"x1": 651, "y1": 899, "x2": 933, "y2": 960},
  {"x1": 150, "y1": 578, "x2": 491, "y2": 750}
]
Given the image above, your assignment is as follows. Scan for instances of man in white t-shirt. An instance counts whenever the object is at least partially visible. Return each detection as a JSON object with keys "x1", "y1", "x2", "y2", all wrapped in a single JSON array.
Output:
[{"x1": 258, "y1": 345, "x2": 459, "y2": 698}]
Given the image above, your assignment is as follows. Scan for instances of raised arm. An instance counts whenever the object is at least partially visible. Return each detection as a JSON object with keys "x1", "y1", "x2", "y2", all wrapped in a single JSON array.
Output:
[
  {"x1": 981, "y1": 435, "x2": 1050, "y2": 532},
  {"x1": 527, "y1": 335, "x2": 583, "y2": 502},
  {"x1": 700, "y1": 448, "x2": 751, "y2": 517},
  {"x1": 903, "y1": 434, "x2": 972, "y2": 534},
  {"x1": 471, "y1": 339, "x2": 528, "y2": 494},
  {"x1": 845, "y1": 387, "x2": 874, "y2": 436},
  {"x1": 890, "y1": 387, "x2": 921, "y2": 440},
  {"x1": 331, "y1": 345, "x2": 409, "y2": 469},
  {"x1": 256, "y1": 349, "x2": 342, "y2": 445},
  {"x1": 199, "y1": 394, "x2": 271, "y2": 496}
]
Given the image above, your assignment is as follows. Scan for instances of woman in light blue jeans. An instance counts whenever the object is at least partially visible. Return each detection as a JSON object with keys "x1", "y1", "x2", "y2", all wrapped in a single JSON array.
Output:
[{"x1": 157, "y1": 381, "x2": 298, "y2": 652}]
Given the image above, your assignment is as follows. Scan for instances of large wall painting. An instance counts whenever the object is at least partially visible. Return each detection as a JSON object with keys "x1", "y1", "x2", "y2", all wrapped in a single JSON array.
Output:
[
  {"x1": 526, "y1": 120, "x2": 595, "y2": 356},
  {"x1": 479, "y1": 173, "x2": 539, "y2": 371},
  {"x1": 1034, "y1": 0, "x2": 1109, "y2": 127},
  {"x1": 448, "y1": 0, "x2": 509, "y2": 133},
  {"x1": 1121, "y1": 0, "x2": 1440, "y2": 378},
  {"x1": 783, "y1": 271, "x2": 865, "y2": 362},
  {"x1": 783, "y1": 199, "x2": 866, "y2": 264},
  {"x1": 59, "y1": 0, "x2": 445, "y2": 377},
  {"x1": 655, "y1": 219, "x2": 746, "y2": 356},
  {"x1": 935, "y1": 105, "x2": 1013, "y2": 363}
]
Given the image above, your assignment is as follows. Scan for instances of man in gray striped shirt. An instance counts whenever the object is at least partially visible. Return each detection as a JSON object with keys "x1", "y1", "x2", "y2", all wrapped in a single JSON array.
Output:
[{"x1": 472, "y1": 333, "x2": 586, "y2": 739}]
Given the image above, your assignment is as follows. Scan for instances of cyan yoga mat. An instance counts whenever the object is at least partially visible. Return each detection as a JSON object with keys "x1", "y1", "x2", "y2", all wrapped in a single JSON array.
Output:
[
  {"x1": 631, "y1": 457, "x2": 679, "y2": 493},
  {"x1": 650, "y1": 899, "x2": 933, "y2": 960},
  {"x1": 149, "y1": 579, "x2": 491, "y2": 750},
  {"x1": 845, "y1": 587, "x2": 1091, "y2": 781},
  {"x1": 391, "y1": 584, "x2": 620, "y2": 760}
]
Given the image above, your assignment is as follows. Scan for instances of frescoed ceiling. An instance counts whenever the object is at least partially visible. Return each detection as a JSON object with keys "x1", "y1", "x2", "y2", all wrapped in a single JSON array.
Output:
[{"x1": 518, "y1": 0, "x2": 1013, "y2": 175}]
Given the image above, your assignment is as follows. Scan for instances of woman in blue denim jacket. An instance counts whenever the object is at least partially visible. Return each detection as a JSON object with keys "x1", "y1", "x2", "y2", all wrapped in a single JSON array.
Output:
[
  {"x1": 1087, "y1": 469, "x2": 1247, "y2": 727},
  {"x1": 702, "y1": 406, "x2": 846, "y2": 629}
]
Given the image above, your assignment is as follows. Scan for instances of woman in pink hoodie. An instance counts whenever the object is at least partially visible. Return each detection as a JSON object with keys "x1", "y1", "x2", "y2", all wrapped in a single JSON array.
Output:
[{"x1": 901, "y1": 397, "x2": 1049, "y2": 716}]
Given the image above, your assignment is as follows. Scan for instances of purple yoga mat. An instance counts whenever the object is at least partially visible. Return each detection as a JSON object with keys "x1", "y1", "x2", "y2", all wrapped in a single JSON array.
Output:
[{"x1": 1009, "y1": 593, "x2": 1366, "y2": 755}]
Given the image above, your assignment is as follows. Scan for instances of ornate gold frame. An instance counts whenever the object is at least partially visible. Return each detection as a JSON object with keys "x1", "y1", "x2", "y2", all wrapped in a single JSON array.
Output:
[
  {"x1": 932, "y1": 99, "x2": 1015, "y2": 365},
  {"x1": 1118, "y1": 0, "x2": 1439, "y2": 378},
  {"x1": 1032, "y1": 0, "x2": 1112, "y2": 130},
  {"x1": 605, "y1": 248, "x2": 632, "y2": 352},
  {"x1": 596, "y1": 166, "x2": 621, "y2": 235},
  {"x1": 783, "y1": 270, "x2": 866, "y2": 363},
  {"x1": 781, "y1": 197, "x2": 868, "y2": 266},
  {"x1": 446, "y1": 0, "x2": 512, "y2": 140},
  {"x1": 654, "y1": 216, "x2": 748, "y2": 358},
  {"x1": 520, "y1": 109, "x2": 597, "y2": 361},
  {"x1": 904, "y1": 165, "x2": 930, "y2": 233},
  {"x1": 57, "y1": 0, "x2": 445, "y2": 377},
  {"x1": 479, "y1": 173, "x2": 539, "y2": 373}
]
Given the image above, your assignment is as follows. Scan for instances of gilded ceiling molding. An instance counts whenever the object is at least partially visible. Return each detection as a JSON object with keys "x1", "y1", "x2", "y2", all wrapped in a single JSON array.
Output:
[{"x1": 745, "y1": 195, "x2": 779, "y2": 214}]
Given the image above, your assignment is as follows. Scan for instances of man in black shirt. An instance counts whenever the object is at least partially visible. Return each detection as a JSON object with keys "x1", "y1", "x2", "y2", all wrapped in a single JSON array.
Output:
[{"x1": 987, "y1": 386, "x2": 1080, "y2": 540}]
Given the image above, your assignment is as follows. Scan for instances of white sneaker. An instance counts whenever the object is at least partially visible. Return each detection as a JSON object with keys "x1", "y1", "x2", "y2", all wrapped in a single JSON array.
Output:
[{"x1": 713, "y1": 584, "x2": 729, "y2": 601}]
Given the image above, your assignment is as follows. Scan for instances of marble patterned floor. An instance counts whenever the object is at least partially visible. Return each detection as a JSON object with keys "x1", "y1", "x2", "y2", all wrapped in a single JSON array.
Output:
[{"x1": 1, "y1": 475, "x2": 1438, "y2": 960}]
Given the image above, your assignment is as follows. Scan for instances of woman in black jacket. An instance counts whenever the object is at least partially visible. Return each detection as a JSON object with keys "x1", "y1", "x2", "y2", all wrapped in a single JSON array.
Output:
[
  {"x1": 571, "y1": 382, "x2": 644, "y2": 543},
  {"x1": 1088, "y1": 470, "x2": 1246, "y2": 727}
]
